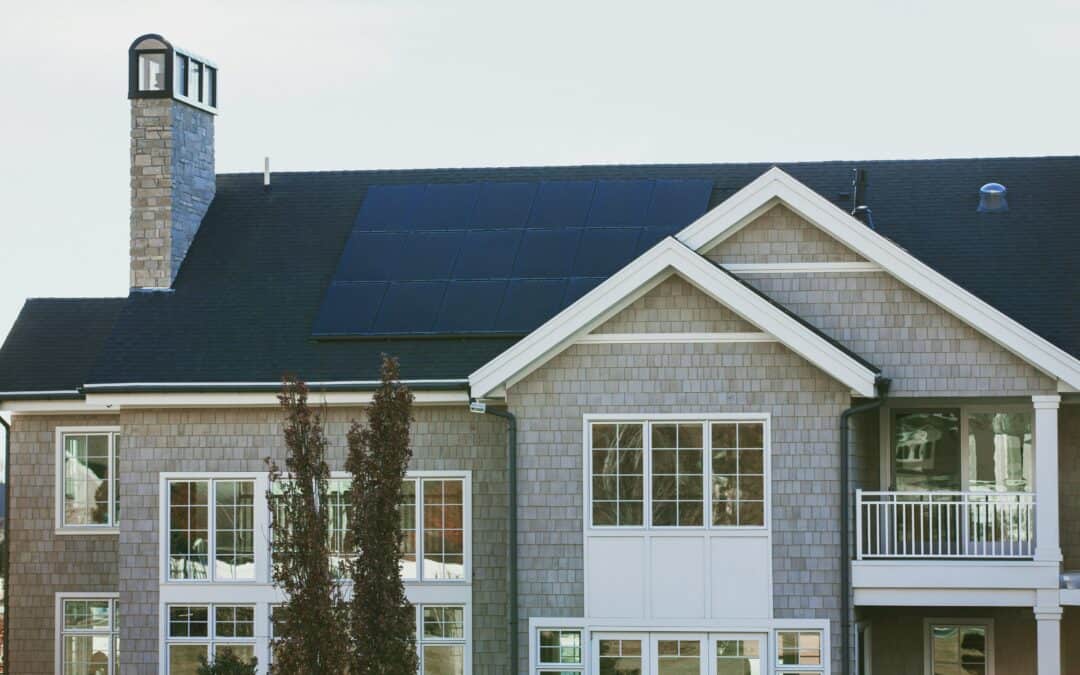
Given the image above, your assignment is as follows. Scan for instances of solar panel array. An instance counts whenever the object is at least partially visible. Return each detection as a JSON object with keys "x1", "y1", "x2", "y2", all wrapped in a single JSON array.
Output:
[{"x1": 312, "y1": 179, "x2": 714, "y2": 337}]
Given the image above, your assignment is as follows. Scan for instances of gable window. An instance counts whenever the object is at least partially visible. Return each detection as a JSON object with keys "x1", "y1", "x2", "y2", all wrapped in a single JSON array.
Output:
[
  {"x1": 927, "y1": 621, "x2": 991, "y2": 675},
  {"x1": 588, "y1": 417, "x2": 768, "y2": 529},
  {"x1": 57, "y1": 428, "x2": 121, "y2": 531},
  {"x1": 57, "y1": 595, "x2": 119, "y2": 675},
  {"x1": 167, "y1": 479, "x2": 255, "y2": 581}
]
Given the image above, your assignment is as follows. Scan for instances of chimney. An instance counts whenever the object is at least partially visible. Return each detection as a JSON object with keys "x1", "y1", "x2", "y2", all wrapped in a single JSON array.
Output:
[{"x1": 128, "y1": 34, "x2": 218, "y2": 289}]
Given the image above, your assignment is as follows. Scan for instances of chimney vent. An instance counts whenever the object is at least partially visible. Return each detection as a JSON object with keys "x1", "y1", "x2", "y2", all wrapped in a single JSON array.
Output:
[{"x1": 977, "y1": 183, "x2": 1008, "y2": 213}]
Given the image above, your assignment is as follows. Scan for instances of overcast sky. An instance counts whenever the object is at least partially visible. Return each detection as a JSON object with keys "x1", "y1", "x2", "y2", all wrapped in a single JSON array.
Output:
[{"x1": 0, "y1": 0, "x2": 1078, "y2": 343}]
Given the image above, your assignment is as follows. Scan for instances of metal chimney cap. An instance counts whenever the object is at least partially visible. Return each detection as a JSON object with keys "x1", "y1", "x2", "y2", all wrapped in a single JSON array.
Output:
[{"x1": 977, "y1": 182, "x2": 1008, "y2": 213}]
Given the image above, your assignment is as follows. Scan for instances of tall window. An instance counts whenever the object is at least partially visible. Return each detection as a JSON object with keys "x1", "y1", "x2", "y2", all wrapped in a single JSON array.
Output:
[
  {"x1": 167, "y1": 479, "x2": 255, "y2": 581},
  {"x1": 59, "y1": 596, "x2": 118, "y2": 675},
  {"x1": 59, "y1": 430, "x2": 121, "y2": 529},
  {"x1": 929, "y1": 622, "x2": 990, "y2": 675},
  {"x1": 166, "y1": 605, "x2": 256, "y2": 674},
  {"x1": 420, "y1": 479, "x2": 465, "y2": 580},
  {"x1": 588, "y1": 418, "x2": 767, "y2": 529},
  {"x1": 419, "y1": 605, "x2": 466, "y2": 674}
]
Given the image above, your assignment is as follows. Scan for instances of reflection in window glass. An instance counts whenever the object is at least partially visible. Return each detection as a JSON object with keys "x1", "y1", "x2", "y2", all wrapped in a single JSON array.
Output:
[
  {"x1": 423, "y1": 479, "x2": 465, "y2": 580},
  {"x1": 169, "y1": 481, "x2": 210, "y2": 580},
  {"x1": 188, "y1": 59, "x2": 202, "y2": 102},
  {"x1": 400, "y1": 479, "x2": 418, "y2": 578},
  {"x1": 175, "y1": 54, "x2": 188, "y2": 96},
  {"x1": 423, "y1": 606, "x2": 465, "y2": 639},
  {"x1": 420, "y1": 604, "x2": 466, "y2": 674},
  {"x1": 598, "y1": 639, "x2": 642, "y2": 675},
  {"x1": 777, "y1": 631, "x2": 822, "y2": 666},
  {"x1": 326, "y1": 478, "x2": 352, "y2": 576},
  {"x1": 968, "y1": 412, "x2": 1032, "y2": 492},
  {"x1": 893, "y1": 410, "x2": 961, "y2": 491},
  {"x1": 658, "y1": 639, "x2": 701, "y2": 673},
  {"x1": 931, "y1": 624, "x2": 987, "y2": 675},
  {"x1": 712, "y1": 423, "x2": 765, "y2": 526},
  {"x1": 539, "y1": 629, "x2": 582, "y2": 665},
  {"x1": 63, "y1": 433, "x2": 116, "y2": 527},
  {"x1": 61, "y1": 598, "x2": 118, "y2": 675},
  {"x1": 137, "y1": 53, "x2": 165, "y2": 91},
  {"x1": 215, "y1": 481, "x2": 255, "y2": 580},
  {"x1": 168, "y1": 644, "x2": 206, "y2": 675},
  {"x1": 717, "y1": 639, "x2": 761, "y2": 675},
  {"x1": 166, "y1": 604, "x2": 256, "y2": 673},
  {"x1": 591, "y1": 423, "x2": 644, "y2": 526},
  {"x1": 652, "y1": 424, "x2": 704, "y2": 527}
]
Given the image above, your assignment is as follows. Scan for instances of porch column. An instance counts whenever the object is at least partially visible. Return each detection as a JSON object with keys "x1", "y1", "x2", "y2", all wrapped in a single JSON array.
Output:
[
  {"x1": 1033, "y1": 395, "x2": 1062, "y2": 564},
  {"x1": 1035, "y1": 604, "x2": 1063, "y2": 675}
]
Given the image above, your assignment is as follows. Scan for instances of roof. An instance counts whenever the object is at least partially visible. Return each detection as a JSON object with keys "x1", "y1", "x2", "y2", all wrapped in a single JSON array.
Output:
[
  {"x1": 1, "y1": 156, "x2": 1078, "y2": 395},
  {"x1": 0, "y1": 298, "x2": 125, "y2": 396}
]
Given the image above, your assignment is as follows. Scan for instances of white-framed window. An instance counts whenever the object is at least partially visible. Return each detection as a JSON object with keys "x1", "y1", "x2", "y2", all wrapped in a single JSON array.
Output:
[
  {"x1": 713, "y1": 634, "x2": 765, "y2": 675},
  {"x1": 55, "y1": 593, "x2": 119, "y2": 675},
  {"x1": 652, "y1": 634, "x2": 705, "y2": 673},
  {"x1": 418, "y1": 604, "x2": 467, "y2": 674},
  {"x1": 924, "y1": 619, "x2": 993, "y2": 675},
  {"x1": 594, "y1": 634, "x2": 647, "y2": 675},
  {"x1": 776, "y1": 629, "x2": 824, "y2": 673},
  {"x1": 537, "y1": 627, "x2": 584, "y2": 673},
  {"x1": 165, "y1": 478, "x2": 256, "y2": 582},
  {"x1": 56, "y1": 427, "x2": 121, "y2": 532},
  {"x1": 587, "y1": 415, "x2": 769, "y2": 530},
  {"x1": 165, "y1": 604, "x2": 257, "y2": 673}
]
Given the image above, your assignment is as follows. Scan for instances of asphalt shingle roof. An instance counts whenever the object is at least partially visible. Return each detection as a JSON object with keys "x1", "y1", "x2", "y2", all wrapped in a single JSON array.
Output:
[{"x1": 1, "y1": 156, "x2": 1077, "y2": 395}]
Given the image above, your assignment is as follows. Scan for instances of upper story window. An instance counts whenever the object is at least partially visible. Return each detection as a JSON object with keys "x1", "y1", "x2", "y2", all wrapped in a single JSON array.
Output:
[
  {"x1": 588, "y1": 417, "x2": 768, "y2": 529},
  {"x1": 892, "y1": 406, "x2": 1032, "y2": 493},
  {"x1": 57, "y1": 428, "x2": 121, "y2": 531},
  {"x1": 167, "y1": 478, "x2": 255, "y2": 581}
]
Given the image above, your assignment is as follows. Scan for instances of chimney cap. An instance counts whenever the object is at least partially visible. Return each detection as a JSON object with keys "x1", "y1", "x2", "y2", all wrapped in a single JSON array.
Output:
[
  {"x1": 128, "y1": 33, "x2": 218, "y2": 114},
  {"x1": 977, "y1": 182, "x2": 1008, "y2": 213}
]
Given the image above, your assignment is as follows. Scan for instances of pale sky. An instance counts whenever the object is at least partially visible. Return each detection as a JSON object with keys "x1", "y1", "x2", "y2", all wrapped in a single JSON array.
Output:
[{"x1": 1, "y1": 0, "x2": 1079, "y2": 343}]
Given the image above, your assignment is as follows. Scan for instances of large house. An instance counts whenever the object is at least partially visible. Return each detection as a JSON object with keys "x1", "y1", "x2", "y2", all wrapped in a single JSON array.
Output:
[{"x1": 1, "y1": 33, "x2": 1079, "y2": 675}]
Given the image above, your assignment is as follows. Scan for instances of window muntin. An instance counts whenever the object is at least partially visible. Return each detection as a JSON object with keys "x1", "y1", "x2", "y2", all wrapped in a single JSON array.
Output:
[
  {"x1": 166, "y1": 604, "x2": 256, "y2": 673},
  {"x1": 60, "y1": 431, "x2": 120, "y2": 529},
  {"x1": 167, "y1": 479, "x2": 254, "y2": 582},
  {"x1": 539, "y1": 629, "x2": 583, "y2": 666},
  {"x1": 598, "y1": 638, "x2": 642, "y2": 675},
  {"x1": 777, "y1": 630, "x2": 822, "y2": 667},
  {"x1": 588, "y1": 418, "x2": 767, "y2": 529},
  {"x1": 419, "y1": 604, "x2": 466, "y2": 674},
  {"x1": 591, "y1": 423, "x2": 645, "y2": 526},
  {"x1": 930, "y1": 623, "x2": 988, "y2": 675},
  {"x1": 60, "y1": 597, "x2": 118, "y2": 675}
]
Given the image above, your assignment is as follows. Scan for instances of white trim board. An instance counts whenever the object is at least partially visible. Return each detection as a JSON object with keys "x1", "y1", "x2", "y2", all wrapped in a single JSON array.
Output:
[
  {"x1": 722, "y1": 262, "x2": 881, "y2": 274},
  {"x1": 468, "y1": 237, "x2": 879, "y2": 398},
  {"x1": 676, "y1": 166, "x2": 1080, "y2": 390},
  {"x1": 575, "y1": 332, "x2": 776, "y2": 345}
]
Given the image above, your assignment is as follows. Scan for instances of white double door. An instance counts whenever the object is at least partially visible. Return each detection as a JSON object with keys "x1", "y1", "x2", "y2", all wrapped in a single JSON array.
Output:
[{"x1": 592, "y1": 632, "x2": 765, "y2": 675}]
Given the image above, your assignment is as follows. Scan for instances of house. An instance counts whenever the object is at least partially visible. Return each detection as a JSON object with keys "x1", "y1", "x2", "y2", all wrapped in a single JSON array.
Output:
[{"x1": 0, "y1": 32, "x2": 1078, "y2": 675}]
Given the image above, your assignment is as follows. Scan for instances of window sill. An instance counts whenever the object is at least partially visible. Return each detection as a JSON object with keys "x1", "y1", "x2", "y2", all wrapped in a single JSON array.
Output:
[
  {"x1": 586, "y1": 527, "x2": 769, "y2": 537},
  {"x1": 55, "y1": 527, "x2": 120, "y2": 536}
]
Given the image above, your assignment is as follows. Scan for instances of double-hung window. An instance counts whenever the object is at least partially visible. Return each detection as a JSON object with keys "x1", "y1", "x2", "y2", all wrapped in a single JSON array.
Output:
[
  {"x1": 166, "y1": 604, "x2": 256, "y2": 673},
  {"x1": 589, "y1": 418, "x2": 768, "y2": 529},
  {"x1": 58, "y1": 595, "x2": 119, "y2": 675},
  {"x1": 419, "y1": 605, "x2": 467, "y2": 674},
  {"x1": 57, "y1": 428, "x2": 121, "y2": 531},
  {"x1": 166, "y1": 478, "x2": 255, "y2": 581}
]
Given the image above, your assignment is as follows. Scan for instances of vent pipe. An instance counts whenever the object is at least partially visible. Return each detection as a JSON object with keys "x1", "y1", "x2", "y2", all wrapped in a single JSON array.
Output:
[{"x1": 264, "y1": 157, "x2": 271, "y2": 189}]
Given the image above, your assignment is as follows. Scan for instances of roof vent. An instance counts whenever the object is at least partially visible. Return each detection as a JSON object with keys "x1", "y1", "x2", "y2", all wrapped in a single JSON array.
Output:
[{"x1": 977, "y1": 182, "x2": 1008, "y2": 213}]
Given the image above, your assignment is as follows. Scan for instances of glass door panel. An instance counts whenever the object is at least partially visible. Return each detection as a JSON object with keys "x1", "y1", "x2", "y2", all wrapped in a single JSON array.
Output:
[
  {"x1": 893, "y1": 410, "x2": 962, "y2": 492},
  {"x1": 967, "y1": 411, "x2": 1032, "y2": 492}
]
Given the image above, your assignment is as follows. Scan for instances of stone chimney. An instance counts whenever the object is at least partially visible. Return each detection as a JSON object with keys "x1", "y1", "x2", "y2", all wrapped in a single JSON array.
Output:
[{"x1": 128, "y1": 34, "x2": 218, "y2": 289}]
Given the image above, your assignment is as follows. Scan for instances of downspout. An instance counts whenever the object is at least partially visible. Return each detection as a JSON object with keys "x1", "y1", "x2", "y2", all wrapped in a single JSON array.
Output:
[
  {"x1": 839, "y1": 376, "x2": 890, "y2": 675},
  {"x1": 1, "y1": 414, "x2": 9, "y2": 675},
  {"x1": 470, "y1": 401, "x2": 518, "y2": 672}
]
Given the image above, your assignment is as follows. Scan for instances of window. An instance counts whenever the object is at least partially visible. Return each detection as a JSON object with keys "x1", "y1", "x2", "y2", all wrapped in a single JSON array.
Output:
[
  {"x1": 204, "y1": 66, "x2": 217, "y2": 107},
  {"x1": 137, "y1": 53, "x2": 165, "y2": 91},
  {"x1": 420, "y1": 479, "x2": 465, "y2": 580},
  {"x1": 598, "y1": 638, "x2": 642, "y2": 675},
  {"x1": 716, "y1": 638, "x2": 761, "y2": 675},
  {"x1": 166, "y1": 605, "x2": 256, "y2": 674},
  {"x1": 167, "y1": 479, "x2": 254, "y2": 581},
  {"x1": 538, "y1": 629, "x2": 583, "y2": 673},
  {"x1": 420, "y1": 605, "x2": 466, "y2": 674},
  {"x1": 891, "y1": 407, "x2": 1033, "y2": 493},
  {"x1": 657, "y1": 639, "x2": 701, "y2": 673},
  {"x1": 174, "y1": 54, "x2": 188, "y2": 96},
  {"x1": 588, "y1": 418, "x2": 767, "y2": 529},
  {"x1": 776, "y1": 630, "x2": 823, "y2": 672},
  {"x1": 58, "y1": 429, "x2": 120, "y2": 530},
  {"x1": 59, "y1": 596, "x2": 118, "y2": 675},
  {"x1": 188, "y1": 59, "x2": 202, "y2": 102},
  {"x1": 928, "y1": 622, "x2": 990, "y2": 675}
]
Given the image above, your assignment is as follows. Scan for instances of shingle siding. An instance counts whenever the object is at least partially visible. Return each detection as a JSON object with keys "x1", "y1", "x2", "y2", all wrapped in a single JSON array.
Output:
[
  {"x1": 7, "y1": 414, "x2": 121, "y2": 674},
  {"x1": 1058, "y1": 406, "x2": 1080, "y2": 570},
  {"x1": 508, "y1": 340, "x2": 853, "y2": 673},
  {"x1": 706, "y1": 204, "x2": 865, "y2": 264},
  {"x1": 593, "y1": 275, "x2": 756, "y2": 334}
]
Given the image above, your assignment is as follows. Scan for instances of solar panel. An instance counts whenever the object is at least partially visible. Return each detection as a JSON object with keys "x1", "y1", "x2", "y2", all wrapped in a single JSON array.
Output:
[{"x1": 313, "y1": 178, "x2": 715, "y2": 337}]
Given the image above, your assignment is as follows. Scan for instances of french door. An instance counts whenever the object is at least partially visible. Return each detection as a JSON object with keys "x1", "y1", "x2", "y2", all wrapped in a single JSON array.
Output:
[{"x1": 592, "y1": 632, "x2": 765, "y2": 675}]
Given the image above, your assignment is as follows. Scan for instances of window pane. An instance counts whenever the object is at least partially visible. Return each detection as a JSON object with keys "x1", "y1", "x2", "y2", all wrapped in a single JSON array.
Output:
[
  {"x1": 215, "y1": 480, "x2": 255, "y2": 580},
  {"x1": 168, "y1": 644, "x2": 207, "y2": 675},
  {"x1": 539, "y1": 629, "x2": 582, "y2": 665},
  {"x1": 717, "y1": 638, "x2": 761, "y2": 675},
  {"x1": 63, "y1": 434, "x2": 111, "y2": 526},
  {"x1": 169, "y1": 481, "x2": 210, "y2": 579},
  {"x1": 422, "y1": 479, "x2": 465, "y2": 580},
  {"x1": 400, "y1": 480, "x2": 418, "y2": 578},
  {"x1": 591, "y1": 424, "x2": 644, "y2": 527},
  {"x1": 188, "y1": 59, "x2": 202, "y2": 102},
  {"x1": 327, "y1": 479, "x2": 352, "y2": 577},
  {"x1": 168, "y1": 606, "x2": 209, "y2": 638},
  {"x1": 423, "y1": 606, "x2": 465, "y2": 639},
  {"x1": 423, "y1": 644, "x2": 464, "y2": 675},
  {"x1": 894, "y1": 410, "x2": 961, "y2": 491},
  {"x1": 64, "y1": 634, "x2": 112, "y2": 674},
  {"x1": 599, "y1": 639, "x2": 643, "y2": 675},
  {"x1": 137, "y1": 53, "x2": 165, "y2": 91},
  {"x1": 214, "y1": 644, "x2": 256, "y2": 664},
  {"x1": 968, "y1": 412, "x2": 1032, "y2": 492},
  {"x1": 652, "y1": 424, "x2": 704, "y2": 527},
  {"x1": 112, "y1": 435, "x2": 121, "y2": 524},
  {"x1": 658, "y1": 639, "x2": 701, "y2": 674},
  {"x1": 215, "y1": 605, "x2": 255, "y2": 638},
  {"x1": 777, "y1": 631, "x2": 821, "y2": 666},
  {"x1": 713, "y1": 422, "x2": 766, "y2": 526},
  {"x1": 64, "y1": 599, "x2": 111, "y2": 630}
]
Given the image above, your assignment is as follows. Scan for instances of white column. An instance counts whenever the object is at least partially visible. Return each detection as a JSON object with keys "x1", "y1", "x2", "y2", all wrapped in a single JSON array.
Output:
[
  {"x1": 1033, "y1": 395, "x2": 1062, "y2": 564},
  {"x1": 1035, "y1": 604, "x2": 1063, "y2": 675}
]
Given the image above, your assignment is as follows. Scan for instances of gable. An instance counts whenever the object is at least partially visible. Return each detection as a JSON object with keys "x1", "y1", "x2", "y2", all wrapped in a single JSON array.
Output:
[
  {"x1": 705, "y1": 204, "x2": 865, "y2": 265},
  {"x1": 591, "y1": 276, "x2": 756, "y2": 334}
]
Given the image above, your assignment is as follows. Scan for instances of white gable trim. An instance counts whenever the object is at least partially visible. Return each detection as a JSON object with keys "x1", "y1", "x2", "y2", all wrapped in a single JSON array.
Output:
[
  {"x1": 677, "y1": 167, "x2": 1080, "y2": 390},
  {"x1": 469, "y1": 238, "x2": 879, "y2": 398}
]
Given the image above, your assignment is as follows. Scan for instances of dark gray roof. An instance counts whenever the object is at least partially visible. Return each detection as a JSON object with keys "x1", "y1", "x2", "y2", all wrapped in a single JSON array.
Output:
[{"x1": 1, "y1": 156, "x2": 1078, "y2": 396}]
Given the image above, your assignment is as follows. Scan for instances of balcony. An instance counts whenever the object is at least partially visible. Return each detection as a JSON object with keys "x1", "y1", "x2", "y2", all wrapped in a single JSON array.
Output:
[{"x1": 856, "y1": 490, "x2": 1036, "y2": 560}]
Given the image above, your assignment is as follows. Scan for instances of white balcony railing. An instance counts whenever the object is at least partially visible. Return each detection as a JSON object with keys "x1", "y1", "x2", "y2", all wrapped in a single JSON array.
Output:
[{"x1": 856, "y1": 490, "x2": 1036, "y2": 559}]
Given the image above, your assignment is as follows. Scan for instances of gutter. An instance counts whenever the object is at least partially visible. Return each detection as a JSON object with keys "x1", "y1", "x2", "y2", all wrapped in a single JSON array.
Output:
[
  {"x1": 82, "y1": 379, "x2": 470, "y2": 394},
  {"x1": 1, "y1": 414, "x2": 9, "y2": 674},
  {"x1": 839, "y1": 376, "x2": 890, "y2": 675},
  {"x1": 469, "y1": 401, "x2": 518, "y2": 672}
]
